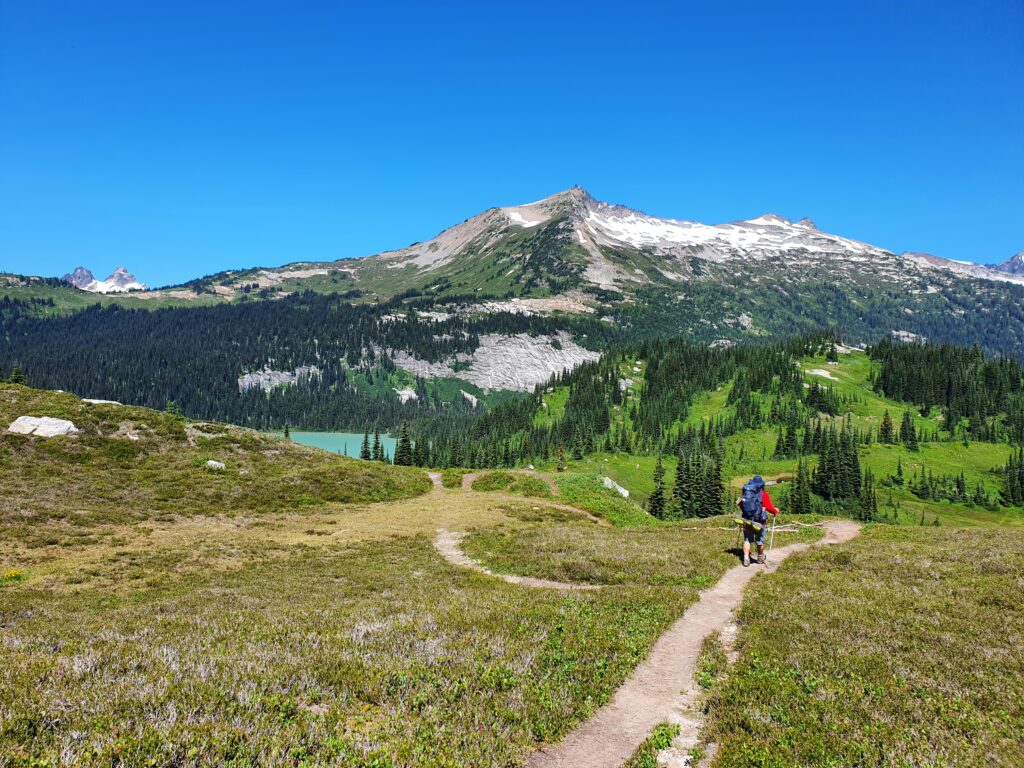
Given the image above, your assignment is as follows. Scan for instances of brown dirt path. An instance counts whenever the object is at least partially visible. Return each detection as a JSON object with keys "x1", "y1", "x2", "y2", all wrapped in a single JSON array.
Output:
[
  {"x1": 525, "y1": 519, "x2": 862, "y2": 768},
  {"x1": 426, "y1": 471, "x2": 444, "y2": 491},
  {"x1": 434, "y1": 528, "x2": 601, "y2": 591}
]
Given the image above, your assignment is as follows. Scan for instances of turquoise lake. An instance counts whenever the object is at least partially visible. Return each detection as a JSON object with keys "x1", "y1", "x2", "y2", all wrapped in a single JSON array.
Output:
[{"x1": 274, "y1": 431, "x2": 397, "y2": 459}]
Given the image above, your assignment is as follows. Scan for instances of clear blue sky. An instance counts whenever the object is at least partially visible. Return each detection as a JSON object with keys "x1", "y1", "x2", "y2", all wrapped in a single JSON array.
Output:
[{"x1": 1, "y1": 1, "x2": 1021, "y2": 287}]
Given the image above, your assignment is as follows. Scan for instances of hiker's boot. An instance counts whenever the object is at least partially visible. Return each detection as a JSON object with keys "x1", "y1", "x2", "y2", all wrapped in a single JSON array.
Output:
[
  {"x1": 757, "y1": 553, "x2": 766, "y2": 565},
  {"x1": 742, "y1": 555, "x2": 750, "y2": 567}
]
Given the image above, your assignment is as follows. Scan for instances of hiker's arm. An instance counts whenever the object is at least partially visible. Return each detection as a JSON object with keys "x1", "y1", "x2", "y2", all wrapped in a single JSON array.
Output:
[{"x1": 762, "y1": 490, "x2": 780, "y2": 515}]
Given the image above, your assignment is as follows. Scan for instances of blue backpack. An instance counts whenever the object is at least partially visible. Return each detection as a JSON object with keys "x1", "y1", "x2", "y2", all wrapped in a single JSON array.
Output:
[{"x1": 740, "y1": 477, "x2": 767, "y2": 524}]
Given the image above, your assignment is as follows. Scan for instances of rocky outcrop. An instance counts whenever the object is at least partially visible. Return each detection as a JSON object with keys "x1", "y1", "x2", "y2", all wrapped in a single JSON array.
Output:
[
  {"x1": 393, "y1": 387, "x2": 418, "y2": 404},
  {"x1": 602, "y1": 476, "x2": 630, "y2": 498},
  {"x1": 7, "y1": 416, "x2": 80, "y2": 437},
  {"x1": 393, "y1": 332, "x2": 599, "y2": 392},
  {"x1": 237, "y1": 365, "x2": 320, "y2": 392}
]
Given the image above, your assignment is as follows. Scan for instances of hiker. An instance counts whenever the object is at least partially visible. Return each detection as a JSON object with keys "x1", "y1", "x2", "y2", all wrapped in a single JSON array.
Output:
[{"x1": 736, "y1": 475, "x2": 778, "y2": 566}]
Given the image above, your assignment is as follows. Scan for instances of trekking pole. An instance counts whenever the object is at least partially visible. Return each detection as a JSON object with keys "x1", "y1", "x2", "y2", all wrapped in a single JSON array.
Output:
[{"x1": 768, "y1": 514, "x2": 777, "y2": 562}]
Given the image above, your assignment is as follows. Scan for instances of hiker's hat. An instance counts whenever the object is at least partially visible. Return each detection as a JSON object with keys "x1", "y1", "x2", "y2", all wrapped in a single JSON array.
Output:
[{"x1": 751, "y1": 475, "x2": 764, "y2": 487}]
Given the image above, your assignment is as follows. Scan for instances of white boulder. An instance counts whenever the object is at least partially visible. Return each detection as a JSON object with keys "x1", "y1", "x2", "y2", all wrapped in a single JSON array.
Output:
[
  {"x1": 206, "y1": 460, "x2": 226, "y2": 470},
  {"x1": 602, "y1": 476, "x2": 630, "y2": 498},
  {"x1": 7, "y1": 416, "x2": 80, "y2": 437},
  {"x1": 83, "y1": 398, "x2": 121, "y2": 405}
]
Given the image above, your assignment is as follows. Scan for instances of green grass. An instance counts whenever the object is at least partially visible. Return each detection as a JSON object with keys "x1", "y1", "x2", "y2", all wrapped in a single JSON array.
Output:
[
  {"x1": 462, "y1": 517, "x2": 823, "y2": 586},
  {"x1": 441, "y1": 468, "x2": 467, "y2": 488},
  {"x1": 534, "y1": 387, "x2": 570, "y2": 427},
  {"x1": 623, "y1": 722, "x2": 680, "y2": 768},
  {"x1": 701, "y1": 526, "x2": 1024, "y2": 767},
  {"x1": 695, "y1": 631, "x2": 729, "y2": 691},
  {"x1": 0, "y1": 535, "x2": 695, "y2": 766},
  {"x1": 470, "y1": 471, "x2": 553, "y2": 498},
  {"x1": 555, "y1": 473, "x2": 654, "y2": 526},
  {"x1": 0, "y1": 384, "x2": 430, "y2": 536}
]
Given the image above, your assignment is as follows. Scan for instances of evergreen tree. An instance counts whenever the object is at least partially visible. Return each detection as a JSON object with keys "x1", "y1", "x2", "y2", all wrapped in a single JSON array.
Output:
[
  {"x1": 8, "y1": 365, "x2": 24, "y2": 385},
  {"x1": 555, "y1": 444, "x2": 567, "y2": 472},
  {"x1": 648, "y1": 455, "x2": 666, "y2": 519},
  {"x1": 283, "y1": 424, "x2": 291, "y2": 440},
  {"x1": 899, "y1": 411, "x2": 919, "y2": 451},
  {"x1": 372, "y1": 429, "x2": 384, "y2": 461},
  {"x1": 789, "y1": 458, "x2": 813, "y2": 515},
  {"x1": 359, "y1": 431, "x2": 371, "y2": 460},
  {"x1": 394, "y1": 423, "x2": 414, "y2": 466},
  {"x1": 879, "y1": 410, "x2": 895, "y2": 444}
]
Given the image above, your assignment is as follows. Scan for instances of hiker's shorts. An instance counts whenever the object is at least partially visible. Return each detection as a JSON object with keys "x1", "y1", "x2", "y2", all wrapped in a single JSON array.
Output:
[{"x1": 743, "y1": 521, "x2": 767, "y2": 545}]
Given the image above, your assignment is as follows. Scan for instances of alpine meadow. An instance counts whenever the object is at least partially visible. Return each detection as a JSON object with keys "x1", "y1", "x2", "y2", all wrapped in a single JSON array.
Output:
[{"x1": 2, "y1": 3, "x2": 1023, "y2": 767}]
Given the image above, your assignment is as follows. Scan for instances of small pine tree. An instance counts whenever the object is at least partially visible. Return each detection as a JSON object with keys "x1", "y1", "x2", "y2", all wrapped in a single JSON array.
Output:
[
  {"x1": 394, "y1": 423, "x2": 413, "y2": 466},
  {"x1": 555, "y1": 444, "x2": 567, "y2": 472},
  {"x1": 648, "y1": 455, "x2": 666, "y2": 519},
  {"x1": 900, "y1": 411, "x2": 919, "y2": 451},
  {"x1": 283, "y1": 424, "x2": 291, "y2": 440},
  {"x1": 8, "y1": 365, "x2": 24, "y2": 385},
  {"x1": 879, "y1": 410, "x2": 895, "y2": 444},
  {"x1": 359, "y1": 431, "x2": 371, "y2": 460}
]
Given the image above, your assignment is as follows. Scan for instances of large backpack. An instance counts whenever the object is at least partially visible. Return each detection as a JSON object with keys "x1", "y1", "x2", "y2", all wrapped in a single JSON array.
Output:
[{"x1": 740, "y1": 480, "x2": 766, "y2": 524}]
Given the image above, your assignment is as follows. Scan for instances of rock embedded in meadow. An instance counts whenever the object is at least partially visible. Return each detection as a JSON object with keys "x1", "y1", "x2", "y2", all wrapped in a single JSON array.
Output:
[{"x1": 7, "y1": 416, "x2": 80, "y2": 437}]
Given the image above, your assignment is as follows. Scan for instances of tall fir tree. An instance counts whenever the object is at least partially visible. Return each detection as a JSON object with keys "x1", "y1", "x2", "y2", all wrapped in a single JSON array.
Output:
[
  {"x1": 394, "y1": 423, "x2": 414, "y2": 466},
  {"x1": 648, "y1": 455, "x2": 666, "y2": 519}
]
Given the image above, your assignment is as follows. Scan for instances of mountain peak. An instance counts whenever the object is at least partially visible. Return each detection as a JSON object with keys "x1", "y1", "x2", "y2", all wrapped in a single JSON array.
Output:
[
  {"x1": 61, "y1": 266, "x2": 146, "y2": 294},
  {"x1": 747, "y1": 213, "x2": 792, "y2": 226},
  {"x1": 994, "y1": 251, "x2": 1024, "y2": 276},
  {"x1": 62, "y1": 266, "x2": 96, "y2": 289}
]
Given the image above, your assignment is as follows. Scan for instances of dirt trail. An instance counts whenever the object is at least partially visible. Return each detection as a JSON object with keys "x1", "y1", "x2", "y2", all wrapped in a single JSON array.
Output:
[
  {"x1": 525, "y1": 519, "x2": 861, "y2": 768},
  {"x1": 427, "y1": 471, "x2": 444, "y2": 491},
  {"x1": 434, "y1": 529, "x2": 600, "y2": 591}
]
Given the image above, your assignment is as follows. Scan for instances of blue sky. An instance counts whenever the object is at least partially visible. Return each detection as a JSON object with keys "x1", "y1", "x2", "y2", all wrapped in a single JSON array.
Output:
[{"x1": 1, "y1": 1, "x2": 1021, "y2": 287}]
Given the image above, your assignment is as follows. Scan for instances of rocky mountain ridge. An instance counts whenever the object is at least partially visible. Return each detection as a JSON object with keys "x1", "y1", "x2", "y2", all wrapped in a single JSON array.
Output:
[{"x1": 61, "y1": 266, "x2": 146, "y2": 293}]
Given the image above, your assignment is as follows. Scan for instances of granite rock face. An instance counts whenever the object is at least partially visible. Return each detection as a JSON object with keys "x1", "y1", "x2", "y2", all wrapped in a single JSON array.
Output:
[{"x1": 392, "y1": 332, "x2": 599, "y2": 392}]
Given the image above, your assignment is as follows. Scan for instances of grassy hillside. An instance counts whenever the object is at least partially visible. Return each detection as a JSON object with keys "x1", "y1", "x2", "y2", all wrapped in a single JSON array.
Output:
[
  {"x1": 538, "y1": 348, "x2": 1023, "y2": 528},
  {"x1": 0, "y1": 383, "x2": 431, "y2": 538},
  {"x1": 700, "y1": 526, "x2": 1023, "y2": 766}
]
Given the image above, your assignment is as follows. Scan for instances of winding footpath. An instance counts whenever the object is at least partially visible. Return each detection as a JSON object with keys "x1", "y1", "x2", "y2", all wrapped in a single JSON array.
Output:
[
  {"x1": 434, "y1": 529, "x2": 600, "y2": 591},
  {"x1": 523, "y1": 519, "x2": 862, "y2": 768}
]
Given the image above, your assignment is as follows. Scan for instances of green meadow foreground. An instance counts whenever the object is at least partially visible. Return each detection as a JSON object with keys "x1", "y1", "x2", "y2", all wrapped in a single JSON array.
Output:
[{"x1": 1, "y1": 384, "x2": 1022, "y2": 766}]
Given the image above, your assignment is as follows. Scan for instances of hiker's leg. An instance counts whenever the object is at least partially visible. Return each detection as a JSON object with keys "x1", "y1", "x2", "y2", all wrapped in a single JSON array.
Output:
[
  {"x1": 756, "y1": 527, "x2": 767, "y2": 563},
  {"x1": 742, "y1": 525, "x2": 753, "y2": 565}
]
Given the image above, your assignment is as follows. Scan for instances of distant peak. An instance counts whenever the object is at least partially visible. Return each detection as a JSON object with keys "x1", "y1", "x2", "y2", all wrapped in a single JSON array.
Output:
[
  {"x1": 61, "y1": 266, "x2": 96, "y2": 289},
  {"x1": 994, "y1": 250, "x2": 1024, "y2": 275},
  {"x1": 794, "y1": 216, "x2": 818, "y2": 230},
  {"x1": 747, "y1": 213, "x2": 792, "y2": 226}
]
